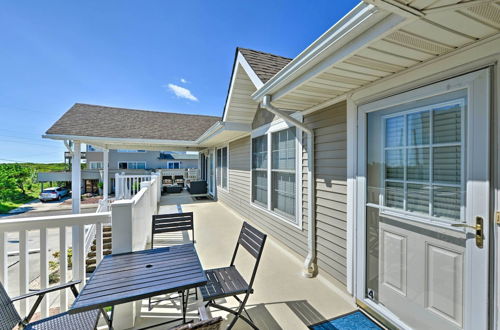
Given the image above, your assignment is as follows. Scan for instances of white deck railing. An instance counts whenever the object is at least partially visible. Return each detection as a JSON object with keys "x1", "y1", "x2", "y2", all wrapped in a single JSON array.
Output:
[
  {"x1": 0, "y1": 212, "x2": 111, "y2": 318},
  {"x1": 157, "y1": 168, "x2": 199, "y2": 180},
  {"x1": 115, "y1": 173, "x2": 154, "y2": 200}
]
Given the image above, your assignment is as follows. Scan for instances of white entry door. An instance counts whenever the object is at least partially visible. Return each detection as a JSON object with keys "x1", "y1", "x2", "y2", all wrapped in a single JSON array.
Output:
[{"x1": 357, "y1": 69, "x2": 490, "y2": 329}]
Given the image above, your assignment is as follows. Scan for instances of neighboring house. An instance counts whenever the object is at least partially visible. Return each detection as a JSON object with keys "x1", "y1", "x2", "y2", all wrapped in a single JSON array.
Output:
[
  {"x1": 38, "y1": 145, "x2": 200, "y2": 194},
  {"x1": 42, "y1": 1, "x2": 500, "y2": 329}
]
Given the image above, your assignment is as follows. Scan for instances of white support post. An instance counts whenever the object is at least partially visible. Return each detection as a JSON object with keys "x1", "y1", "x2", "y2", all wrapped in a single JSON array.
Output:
[
  {"x1": 19, "y1": 230, "x2": 29, "y2": 316},
  {"x1": 0, "y1": 232, "x2": 7, "y2": 290},
  {"x1": 111, "y1": 200, "x2": 136, "y2": 329},
  {"x1": 40, "y1": 228, "x2": 49, "y2": 318},
  {"x1": 72, "y1": 141, "x2": 81, "y2": 214},
  {"x1": 346, "y1": 96, "x2": 357, "y2": 295},
  {"x1": 103, "y1": 148, "x2": 109, "y2": 201},
  {"x1": 71, "y1": 141, "x2": 84, "y2": 290},
  {"x1": 72, "y1": 224, "x2": 85, "y2": 289}
]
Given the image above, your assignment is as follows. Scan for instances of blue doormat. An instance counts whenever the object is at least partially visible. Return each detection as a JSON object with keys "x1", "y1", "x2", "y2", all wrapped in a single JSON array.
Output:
[{"x1": 309, "y1": 310, "x2": 382, "y2": 330}]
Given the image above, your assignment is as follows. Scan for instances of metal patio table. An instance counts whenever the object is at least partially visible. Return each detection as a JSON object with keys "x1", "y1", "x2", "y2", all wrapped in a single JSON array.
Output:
[{"x1": 69, "y1": 244, "x2": 207, "y2": 329}]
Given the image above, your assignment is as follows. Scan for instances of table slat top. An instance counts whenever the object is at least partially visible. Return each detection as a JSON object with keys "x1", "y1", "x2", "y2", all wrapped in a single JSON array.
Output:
[{"x1": 70, "y1": 244, "x2": 206, "y2": 313}]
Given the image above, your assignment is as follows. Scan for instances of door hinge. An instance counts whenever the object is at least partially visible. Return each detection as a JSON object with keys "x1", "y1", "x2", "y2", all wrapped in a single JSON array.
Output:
[{"x1": 496, "y1": 211, "x2": 500, "y2": 225}]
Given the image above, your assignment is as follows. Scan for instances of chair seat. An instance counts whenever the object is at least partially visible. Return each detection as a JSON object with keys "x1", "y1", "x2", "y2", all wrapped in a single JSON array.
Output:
[
  {"x1": 24, "y1": 309, "x2": 100, "y2": 330},
  {"x1": 200, "y1": 266, "x2": 252, "y2": 301}
]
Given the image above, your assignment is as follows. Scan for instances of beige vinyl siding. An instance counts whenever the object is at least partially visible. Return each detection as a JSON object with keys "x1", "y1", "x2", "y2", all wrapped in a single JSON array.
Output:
[
  {"x1": 217, "y1": 136, "x2": 308, "y2": 258},
  {"x1": 303, "y1": 101, "x2": 348, "y2": 285}
]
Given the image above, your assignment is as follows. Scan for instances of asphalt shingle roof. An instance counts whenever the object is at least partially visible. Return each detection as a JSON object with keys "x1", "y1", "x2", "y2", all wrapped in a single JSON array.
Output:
[
  {"x1": 238, "y1": 48, "x2": 292, "y2": 83},
  {"x1": 46, "y1": 103, "x2": 221, "y2": 141}
]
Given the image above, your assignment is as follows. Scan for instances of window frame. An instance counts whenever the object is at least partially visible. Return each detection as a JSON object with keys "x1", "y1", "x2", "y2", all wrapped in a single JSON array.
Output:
[
  {"x1": 250, "y1": 116, "x2": 303, "y2": 229},
  {"x1": 379, "y1": 98, "x2": 466, "y2": 224},
  {"x1": 216, "y1": 145, "x2": 229, "y2": 191}
]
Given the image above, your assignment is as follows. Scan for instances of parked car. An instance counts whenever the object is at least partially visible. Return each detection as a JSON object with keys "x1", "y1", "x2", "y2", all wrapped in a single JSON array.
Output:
[{"x1": 39, "y1": 187, "x2": 69, "y2": 202}]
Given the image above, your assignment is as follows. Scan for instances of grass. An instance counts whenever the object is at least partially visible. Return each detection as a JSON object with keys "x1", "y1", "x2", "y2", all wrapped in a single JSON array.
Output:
[
  {"x1": 0, "y1": 189, "x2": 39, "y2": 213},
  {"x1": 0, "y1": 162, "x2": 68, "y2": 214}
]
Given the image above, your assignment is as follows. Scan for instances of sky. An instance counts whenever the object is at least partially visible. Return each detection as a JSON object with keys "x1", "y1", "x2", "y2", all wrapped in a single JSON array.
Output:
[{"x1": 0, "y1": 0, "x2": 360, "y2": 163}]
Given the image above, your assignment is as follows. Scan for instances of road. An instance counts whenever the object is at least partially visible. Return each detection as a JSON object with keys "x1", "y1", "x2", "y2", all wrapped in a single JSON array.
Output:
[{"x1": 1, "y1": 205, "x2": 97, "y2": 298}]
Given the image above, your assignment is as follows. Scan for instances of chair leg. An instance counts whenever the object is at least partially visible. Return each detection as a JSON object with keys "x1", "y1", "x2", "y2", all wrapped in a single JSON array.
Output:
[{"x1": 233, "y1": 295, "x2": 253, "y2": 322}]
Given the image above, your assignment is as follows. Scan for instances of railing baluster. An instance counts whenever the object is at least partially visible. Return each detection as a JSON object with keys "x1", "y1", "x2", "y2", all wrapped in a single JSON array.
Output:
[
  {"x1": 96, "y1": 222, "x2": 103, "y2": 264},
  {"x1": 0, "y1": 231, "x2": 7, "y2": 291},
  {"x1": 40, "y1": 228, "x2": 49, "y2": 318},
  {"x1": 59, "y1": 226, "x2": 68, "y2": 312},
  {"x1": 19, "y1": 230, "x2": 29, "y2": 316}
]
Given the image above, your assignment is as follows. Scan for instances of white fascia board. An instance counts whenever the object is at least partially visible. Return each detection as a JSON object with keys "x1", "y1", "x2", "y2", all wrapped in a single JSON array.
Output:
[
  {"x1": 222, "y1": 52, "x2": 263, "y2": 122},
  {"x1": 42, "y1": 134, "x2": 199, "y2": 147},
  {"x1": 251, "y1": 2, "x2": 395, "y2": 102},
  {"x1": 237, "y1": 52, "x2": 264, "y2": 89},
  {"x1": 195, "y1": 121, "x2": 224, "y2": 142}
]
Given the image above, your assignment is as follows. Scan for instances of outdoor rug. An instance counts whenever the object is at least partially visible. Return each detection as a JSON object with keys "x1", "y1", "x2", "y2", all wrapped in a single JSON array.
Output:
[{"x1": 309, "y1": 310, "x2": 382, "y2": 330}]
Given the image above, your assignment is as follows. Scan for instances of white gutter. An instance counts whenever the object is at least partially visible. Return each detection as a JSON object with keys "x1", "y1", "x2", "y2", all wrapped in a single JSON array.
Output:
[{"x1": 262, "y1": 95, "x2": 317, "y2": 278}]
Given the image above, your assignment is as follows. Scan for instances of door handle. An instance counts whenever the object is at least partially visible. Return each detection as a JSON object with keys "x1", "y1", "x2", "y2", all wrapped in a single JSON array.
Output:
[{"x1": 452, "y1": 216, "x2": 484, "y2": 248}]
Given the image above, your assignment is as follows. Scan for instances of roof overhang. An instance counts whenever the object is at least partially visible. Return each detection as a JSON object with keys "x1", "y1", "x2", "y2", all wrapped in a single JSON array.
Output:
[
  {"x1": 43, "y1": 121, "x2": 252, "y2": 151},
  {"x1": 252, "y1": 0, "x2": 500, "y2": 111}
]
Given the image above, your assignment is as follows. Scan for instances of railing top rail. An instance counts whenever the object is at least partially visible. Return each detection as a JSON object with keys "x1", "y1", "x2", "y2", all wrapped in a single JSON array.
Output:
[{"x1": 0, "y1": 212, "x2": 111, "y2": 232}]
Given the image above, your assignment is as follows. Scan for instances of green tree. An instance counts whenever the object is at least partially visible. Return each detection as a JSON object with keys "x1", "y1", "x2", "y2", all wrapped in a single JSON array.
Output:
[{"x1": 0, "y1": 164, "x2": 34, "y2": 194}]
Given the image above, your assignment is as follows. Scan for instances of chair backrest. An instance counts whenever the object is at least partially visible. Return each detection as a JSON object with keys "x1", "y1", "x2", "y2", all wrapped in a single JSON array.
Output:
[
  {"x1": 230, "y1": 222, "x2": 267, "y2": 288},
  {"x1": 151, "y1": 212, "x2": 194, "y2": 248},
  {"x1": 0, "y1": 282, "x2": 21, "y2": 330}
]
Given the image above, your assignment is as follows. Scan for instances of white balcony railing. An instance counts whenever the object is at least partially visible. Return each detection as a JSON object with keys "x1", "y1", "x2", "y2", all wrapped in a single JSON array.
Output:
[
  {"x1": 157, "y1": 168, "x2": 199, "y2": 180},
  {"x1": 0, "y1": 212, "x2": 111, "y2": 318},
  {"x1": 115, "y1": 173, "x2": 154, "y2": 200}
]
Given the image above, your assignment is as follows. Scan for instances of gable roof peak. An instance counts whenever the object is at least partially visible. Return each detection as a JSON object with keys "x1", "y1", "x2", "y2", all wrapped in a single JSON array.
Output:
[{"x1": 237, "y1": 47, "x2": 292, "y2": 83}]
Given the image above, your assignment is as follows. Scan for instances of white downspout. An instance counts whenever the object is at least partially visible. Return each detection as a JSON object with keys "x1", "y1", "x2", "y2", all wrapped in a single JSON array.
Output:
[{"x1": 262, "y1": 95, "x2": 317, "y2": 277}]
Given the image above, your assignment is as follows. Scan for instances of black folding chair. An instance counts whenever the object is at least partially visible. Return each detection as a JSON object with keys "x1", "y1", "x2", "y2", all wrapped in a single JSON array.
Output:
[
  {"x1": 149, "y1": 212, "x2": 196, "y2": 310},
  {"x1": 200, "y1": 221, "x2": 267, "y2": 329},
  {"x1": 0, "y1": 280, "x2": 101, "y2": 330}
]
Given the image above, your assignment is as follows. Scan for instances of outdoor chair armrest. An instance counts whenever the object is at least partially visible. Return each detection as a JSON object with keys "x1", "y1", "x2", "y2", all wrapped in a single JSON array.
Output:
[{"x1": 11, "y1": 280, "x2": 81, "y2": 301}]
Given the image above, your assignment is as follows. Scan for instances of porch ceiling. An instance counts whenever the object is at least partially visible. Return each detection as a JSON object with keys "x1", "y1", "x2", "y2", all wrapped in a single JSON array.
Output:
[{"x1": 255, "y1": 1, "x2": 500, "y2": 111}]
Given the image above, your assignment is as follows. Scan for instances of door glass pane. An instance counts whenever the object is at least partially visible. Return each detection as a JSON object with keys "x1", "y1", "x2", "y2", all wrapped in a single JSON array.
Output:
[
  {"x1": 407, "y1": 111, "x2": 430, "y2": 146},
  {"x1": 432, "y1": 186, "x2": 461, "y2": 220},
  {"x1": 407, "y1": 184, "x2": 429, "y2": 214},
  {"x1": 385, "y1": 181, "x2": 403, "y2": 209},
  {"x1": 433, "y1": 146, "x2": 461, "y2": 184},
  {"x1": 385, "y1": 116, "x2": 404, "y2": 147},
  {"x1": 385, "y1": 150, "x2": 404, "y2": 180},
  {"x1": 433, "y1": 104, "x2": 461, "y2": 143},
  {"x1": 407, "y1": 147, "x2": 429, "y2": 181}
]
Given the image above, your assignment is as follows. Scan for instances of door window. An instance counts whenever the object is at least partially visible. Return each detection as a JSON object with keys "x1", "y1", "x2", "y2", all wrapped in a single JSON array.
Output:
[{"x1": 380, "y1": 99, "x2": 465, "y2": 223}]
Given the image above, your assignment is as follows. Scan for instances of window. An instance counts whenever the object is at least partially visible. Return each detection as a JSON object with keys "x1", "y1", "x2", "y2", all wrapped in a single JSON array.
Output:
[
  {"x1": 251, "y1": 127, "x2": 298, "y2": 224},
  {"x1": 117, "y1": 149, "x2": 146, "y2": 153},
  {"x1": 118, "y1": 161, "x2": 146, "y2": 169},
  {"x1": 216, "y1": 147, "x2": 228, "y2": 189},
  {"x1": 380, "y1": 99, "x2": 464, "y2": 222},
  {"x1": 271, "y1": 128, "x2": 296, "y2": 217},
  {"x1": 252, "y1": 135, "x2": 267, "y2": 206},
  {"x1": 167, "y1": 161, "x2": 180, "y2": 169},
  {"x1": 88, "y1": 161, "x2": 103, "y2": 169}
]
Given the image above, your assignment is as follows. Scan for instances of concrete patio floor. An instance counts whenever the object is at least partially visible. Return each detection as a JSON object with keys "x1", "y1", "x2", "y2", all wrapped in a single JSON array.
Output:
[{"x1": 131, "y1": 191, "x2": 355, "y2": 329}]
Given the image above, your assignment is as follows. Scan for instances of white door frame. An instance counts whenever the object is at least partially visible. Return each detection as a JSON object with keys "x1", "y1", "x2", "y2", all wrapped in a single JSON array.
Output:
[{"x1": 354, "y1": 69, "x2": 491, "y2": 329}]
